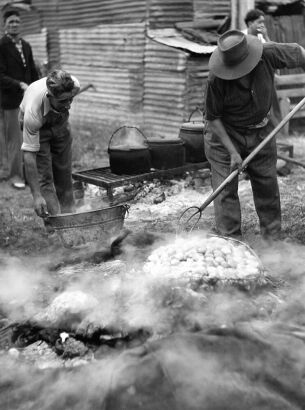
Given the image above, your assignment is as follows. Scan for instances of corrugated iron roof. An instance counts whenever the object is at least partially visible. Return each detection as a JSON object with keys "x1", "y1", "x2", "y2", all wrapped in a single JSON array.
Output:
[{"x1": 147, "y1": 28, "x2": 216, "y2": 54}]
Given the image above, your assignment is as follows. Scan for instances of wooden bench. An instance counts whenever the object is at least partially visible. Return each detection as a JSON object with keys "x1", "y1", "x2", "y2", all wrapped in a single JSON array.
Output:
[{"x1": 275, "y1": 73, "x2": 305, "y2": 135}]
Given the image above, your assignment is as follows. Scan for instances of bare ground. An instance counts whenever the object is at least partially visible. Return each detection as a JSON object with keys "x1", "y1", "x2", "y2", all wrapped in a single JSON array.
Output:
[
  {"x1": 1, "y1": 133, "x2": 305, "y2": 409},
  {"x1": 1, "y1": 134, "x2": 305, "y2": 256}
]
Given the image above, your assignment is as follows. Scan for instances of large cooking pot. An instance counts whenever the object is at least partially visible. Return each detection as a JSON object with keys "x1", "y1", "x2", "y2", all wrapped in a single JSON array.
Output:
[
  {"x1": 178, "y1": 108, "x2": 207, "y2": 163},
  {"x1": 108, "y1": 126, "x2": 151, "y2": 175},
  {"x1": 148, "y1": 136, "x2": 185, "y2": 170}
]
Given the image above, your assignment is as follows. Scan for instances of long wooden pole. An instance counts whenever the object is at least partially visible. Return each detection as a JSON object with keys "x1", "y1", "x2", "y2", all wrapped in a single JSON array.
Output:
[
  {"x1": 277, "y1": 154, "x2": 305, "y2": 169},
  {"x1": 197, "y1": 96, "x2": 305, "y2": 213}
]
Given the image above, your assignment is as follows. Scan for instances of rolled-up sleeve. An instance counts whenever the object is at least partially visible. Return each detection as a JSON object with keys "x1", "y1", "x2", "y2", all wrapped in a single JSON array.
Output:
[
  {"x1": 20, "y1": 108, "x2": 43, "y2": 152},
  {"x1": 264, "y1": 42, "x2": 305, "y2": 71}
]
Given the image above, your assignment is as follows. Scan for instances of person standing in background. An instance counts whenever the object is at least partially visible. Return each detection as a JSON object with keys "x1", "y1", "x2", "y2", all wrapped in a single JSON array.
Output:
[
  {"x1": 243, "y1": 8, "x2": 283, "y2": 132},
  {"x1": 243, "y1": 9, "x2": 270, "y2": 43},
  {"x1": 0, "y1": 9, "x2": 39, "y2": 189}
]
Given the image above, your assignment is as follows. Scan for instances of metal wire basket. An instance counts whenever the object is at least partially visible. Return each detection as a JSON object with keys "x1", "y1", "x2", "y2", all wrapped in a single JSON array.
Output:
[
  {"x1": 143, "y1": 233, "x2": 272, "y2": 291},
  {"x1": 43, "y1": 204, "x2": 129, "y2": 248}
]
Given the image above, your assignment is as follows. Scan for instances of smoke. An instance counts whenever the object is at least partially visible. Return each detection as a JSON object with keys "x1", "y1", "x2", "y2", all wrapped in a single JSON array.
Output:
[
  {"x1": 259, "y1": 239, "x2": 305, "y2": 280},
  {"x1": 2, "y1": 234, "x2": 305, "y2": 408},
  {"x1": 110, "y1": 126, "x2": 147, "y2": 149},
  {"x1": 0, "y1": 253, "x2": 51, "y2": 322}
]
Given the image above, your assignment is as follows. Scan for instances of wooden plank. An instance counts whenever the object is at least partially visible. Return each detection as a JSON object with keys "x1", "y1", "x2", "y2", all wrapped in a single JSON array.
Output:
[
  {"x1": 277, "y1": 89, "x2": 305, "y2": 98},
  {"x1": 275, "y1": 73, "x2": 305, "y2": 87},
  {"x1": 275, "y1": 73, "x2": 305, "y2": 135}
]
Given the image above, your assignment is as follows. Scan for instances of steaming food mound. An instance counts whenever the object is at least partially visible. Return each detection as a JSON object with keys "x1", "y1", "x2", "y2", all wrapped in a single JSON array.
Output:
[
  {"x1": 143, "y1": 235, "x2": 266, "y2": 288},
  {"x1": 34, "y1": 291, "x2": 99, "y2": 328}
]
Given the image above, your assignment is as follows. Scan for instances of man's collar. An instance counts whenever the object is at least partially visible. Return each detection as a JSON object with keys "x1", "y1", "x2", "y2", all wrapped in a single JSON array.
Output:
[
  {"x1": 5, "y1": 33, "x2": 21, "y2": 44},
  {"x1": 43, "y1": 93, "x2": 66, "y2": 116}
]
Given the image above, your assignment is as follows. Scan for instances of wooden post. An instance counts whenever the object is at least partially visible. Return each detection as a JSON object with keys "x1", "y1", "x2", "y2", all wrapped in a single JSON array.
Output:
[
  {"x1": 231, "y1": 0, "x2": 255, "y2": 30},
  {"x1": 231, "y1": 0, "x2": 238, "y2": 29},
  {"x1": 239, "y1": 0, "x2": 255, "y2": 30}
]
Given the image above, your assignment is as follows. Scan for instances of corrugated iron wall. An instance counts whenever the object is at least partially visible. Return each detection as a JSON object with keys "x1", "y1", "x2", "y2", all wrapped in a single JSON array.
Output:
[
  {"x1": 193, "y1": 0, "x2": 231, "y2": 19},
  {"x1": 23, "y1": 27, "x2": 48, "y2": 67},
  {"x1": 0, "y1": 0, "x2": 220, "y2": 141},
  {"x1": 54, "y1": 0, "x2": 207, "y2": 139},
  {"x1": 185, "y1": 55, "x2": 209, "y2": 116},
  {"x1": 148, "y1": 0, "x2": 193, "y2": 28},
  {"x1": 143, "y1": 40, "x2": 209, "y2": 139},
  {"x1": 32, "y1": 0, "x2": 60, "y2": 68},
  {"x1": 59, "y1": 23, "x2": 146, "y2": 129},
  {"x1": 29, "y1": 0, "x2": 148, "y2": 68},
  {"x1": 57, "y1": 0, "x2": 147, "y2": 26},
  {"x1": 143, "y1": 38, "x2": 188, "y2": 138}
]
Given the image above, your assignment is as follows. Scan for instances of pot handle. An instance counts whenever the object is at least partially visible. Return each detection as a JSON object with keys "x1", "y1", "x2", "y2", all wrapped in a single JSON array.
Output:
[
  {"x1": 188, "y1": 107, "x2": 205, "y2": 123},
  {"x1": 108, "y1": 126, "x2": 148, "y2": 150}
]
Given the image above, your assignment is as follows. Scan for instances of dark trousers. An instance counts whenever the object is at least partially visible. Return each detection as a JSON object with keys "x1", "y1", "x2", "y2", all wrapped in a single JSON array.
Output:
[
  {"x1": 3, "y1": 108, "x2": 24, "y2": 180},
  {"x1": 37, "y1": 131, "x2": 74, "y2": 215},
  {"x1": 204, "y1": 126, "x2": 281, "y2": 238}
]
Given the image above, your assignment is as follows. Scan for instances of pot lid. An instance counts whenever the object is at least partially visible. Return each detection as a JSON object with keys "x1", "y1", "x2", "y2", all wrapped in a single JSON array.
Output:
[
  {"x1": 110, "y1": 144, "x2": 148, "y2": 151},
  {"x1": 180, "y1": 121, "x2": 205, "y2": 131},
  {"x1": 148, "y1": 136, "x2": 183, "y2": 144}
]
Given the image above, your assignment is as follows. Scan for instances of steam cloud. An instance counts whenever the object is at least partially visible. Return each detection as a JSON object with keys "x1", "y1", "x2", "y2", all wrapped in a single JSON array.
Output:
[{"x1": 1, "y1": 235, "x2": 305, "y2": 409}]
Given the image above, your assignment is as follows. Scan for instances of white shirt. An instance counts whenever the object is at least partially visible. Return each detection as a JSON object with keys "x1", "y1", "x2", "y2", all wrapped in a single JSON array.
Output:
[
  {"x1": 241, "y1": 28, "x2": 266, "y2": 43},
  {"x1": 20, "y1": 76, "x2": 80, "y2": 152}
]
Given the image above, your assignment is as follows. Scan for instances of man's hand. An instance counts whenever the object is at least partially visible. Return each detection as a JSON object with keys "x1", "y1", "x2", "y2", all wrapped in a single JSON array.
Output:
[
  {"x1": 230, "y1": 151, "x2": 243, "y2": 173},
  {"x1": 19, "y1": 82, "x2": 28, "y2": 92},
  {"x1": 33, "y1": 195, "x2": 48, "y2": 217},
  {"x1": 257, "y1": 25, "x2": 270, "y2": 42}
]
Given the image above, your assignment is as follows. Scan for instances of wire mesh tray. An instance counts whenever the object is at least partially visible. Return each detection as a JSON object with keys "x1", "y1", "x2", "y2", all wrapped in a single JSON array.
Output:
[{"x1": 43, "y1": 204, "x2": 129, "y2": 248}]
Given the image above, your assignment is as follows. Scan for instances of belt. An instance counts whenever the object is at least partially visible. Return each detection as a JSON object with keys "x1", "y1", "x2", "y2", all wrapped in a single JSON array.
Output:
[{"x1": 246, "y1": 113, "x2": 270, "y2": 129}]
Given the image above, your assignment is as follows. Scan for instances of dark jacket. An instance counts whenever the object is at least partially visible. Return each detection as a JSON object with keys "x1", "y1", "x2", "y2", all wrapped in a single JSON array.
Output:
[
  {"x1": 205, "y1": 42, "x2": 305, "y2": 133},
  {"x1": 0, "y1": 34, "x2": 39, "y2": 110}
]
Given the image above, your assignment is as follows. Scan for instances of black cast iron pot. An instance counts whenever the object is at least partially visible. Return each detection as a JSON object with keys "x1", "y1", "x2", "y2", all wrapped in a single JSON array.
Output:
[
  {"x1": 148, "y1": 137, "x2": 185, "y2": 170},
  {"x1": 178, "y1": 108, "x2": 207, "y2": 163},
  {"x1": 108, "y1": 126, "x2": 151, "y2": 175}
]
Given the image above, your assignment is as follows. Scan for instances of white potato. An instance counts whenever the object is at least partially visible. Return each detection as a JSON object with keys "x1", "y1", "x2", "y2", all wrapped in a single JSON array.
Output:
[{"x1": 143, "y1": 235, "x2": 262, "y2": 282}]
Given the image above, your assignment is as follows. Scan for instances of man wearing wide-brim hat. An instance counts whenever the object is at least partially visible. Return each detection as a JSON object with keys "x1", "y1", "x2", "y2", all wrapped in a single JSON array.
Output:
[{"x1": 204, "y1": 29, "x2": 305, "y2": 240}]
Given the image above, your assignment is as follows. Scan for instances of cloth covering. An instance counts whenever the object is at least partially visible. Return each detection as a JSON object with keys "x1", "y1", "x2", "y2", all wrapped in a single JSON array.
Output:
[{"x1": 1, "y1": 323, "x2": 305, "y2": 409}]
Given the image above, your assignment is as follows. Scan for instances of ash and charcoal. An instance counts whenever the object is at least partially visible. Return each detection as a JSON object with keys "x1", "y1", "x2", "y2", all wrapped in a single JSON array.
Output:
[
  {"x1": 3, "y1": 230, "x2": 305, "y2": 409},
  {"x1": 0, "y1": 230, "x2": 279, "y2": 370}
]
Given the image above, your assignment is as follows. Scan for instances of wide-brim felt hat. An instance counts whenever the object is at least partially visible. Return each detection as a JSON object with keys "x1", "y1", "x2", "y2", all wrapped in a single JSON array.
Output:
[{"x1": 209, "y1": 29, "x2": 263, "y2": 80}]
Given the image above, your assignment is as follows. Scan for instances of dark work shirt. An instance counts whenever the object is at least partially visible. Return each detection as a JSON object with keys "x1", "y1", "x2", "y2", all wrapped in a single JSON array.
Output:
[{"x1": 205, "y1": 42, "x2": 305, "y2": 132}]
